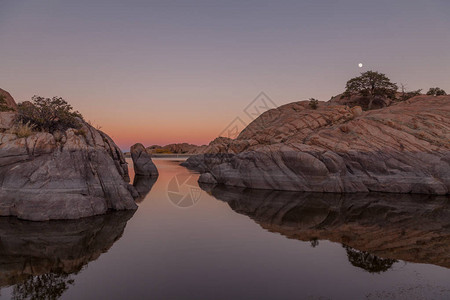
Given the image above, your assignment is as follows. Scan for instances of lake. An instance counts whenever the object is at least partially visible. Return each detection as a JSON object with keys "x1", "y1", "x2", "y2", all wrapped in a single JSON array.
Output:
[{"x1": 0, "y1": 158, "x2": 449, "y2": 300}]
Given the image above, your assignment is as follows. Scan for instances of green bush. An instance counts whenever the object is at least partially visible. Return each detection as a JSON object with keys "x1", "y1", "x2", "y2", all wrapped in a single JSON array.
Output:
[
  {"x1": 17, "y1": 96, "x2": 83, "y2": 133},
  {"x1": 344, "y1": 71, "x2": 398, "y2": 110},
  {"x1": 426, "y1": 87, "x2": 447, "y2": 96},
  {"x1": 309, "y1": 98, "x2": 319, "y2": 110},
  {"x1": 400, "y1": 89, "x2": 422, "y2": 101}
]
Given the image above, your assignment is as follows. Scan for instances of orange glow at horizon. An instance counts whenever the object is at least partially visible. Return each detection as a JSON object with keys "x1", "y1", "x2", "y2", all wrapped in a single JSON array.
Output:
[
  {"x1": 105, "y1": 123, "x2": 220, "y2": 150},
  {"x1": 76, "y1": 92, "x2": 272, "y2": 150},
  {"x1": 87, "y1": 108, "x2": 236, "y2": 150}
]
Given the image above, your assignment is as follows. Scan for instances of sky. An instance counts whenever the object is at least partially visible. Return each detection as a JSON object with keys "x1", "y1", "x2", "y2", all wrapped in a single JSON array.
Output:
[{"x1": 1, "y1": 0, "x2": 449, "y2": 150}]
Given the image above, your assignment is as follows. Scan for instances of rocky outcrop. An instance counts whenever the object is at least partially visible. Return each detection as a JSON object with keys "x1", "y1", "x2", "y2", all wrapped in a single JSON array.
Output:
[
  {"x1": 0, "y1": 124, "x2": 138, "y2": 220},
  {"x1": 0, "y1": 88, "x2": 18, "y2": 110},
  {"x1": 0, "y1": 210, "x2": 134, "y2": 290},
  {"x1": 0, "y1": 112, "x2": 16, "y2": 129},
  {"x1": 202, "y1": 184, "x2": 450, "y2": 269},
  {"x1": 130, "y1": 143, "x2": 159, "y2": 177},
  {"x1": 184, "y1": 96, "x2": 450, "y2": 194},
  {"x1": 0, "y1": 89, "x2": 145, "y2": 221},
  {"x1": 147, "y1": 143, "x2": 207, "y2": 154}
]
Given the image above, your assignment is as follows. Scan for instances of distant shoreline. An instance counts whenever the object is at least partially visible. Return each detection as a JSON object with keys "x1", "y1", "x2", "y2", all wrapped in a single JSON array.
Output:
[{"x1": 124, "y1": 152, "x2": 195, "y2": 159}]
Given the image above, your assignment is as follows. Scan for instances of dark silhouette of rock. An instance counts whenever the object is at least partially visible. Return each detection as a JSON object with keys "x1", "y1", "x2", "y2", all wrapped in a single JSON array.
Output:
[
  {"x1": 130, "y1": 143, "x2": 159, "y2": 177},
  {"x1": 133, "y1": 175, "x2": 157, "y2": 202},
  {"x1": 201, "y1": 184, "x2": 450, "y2": 269}
]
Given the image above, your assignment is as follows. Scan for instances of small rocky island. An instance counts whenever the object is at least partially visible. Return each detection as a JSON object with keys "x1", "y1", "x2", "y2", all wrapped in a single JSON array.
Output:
[
  {"x1": 183, "y1": 77, "x2": 450, "y2": 195},
  {"x1": 0, "y1": 88, "x2": 157, "y2": 221}
]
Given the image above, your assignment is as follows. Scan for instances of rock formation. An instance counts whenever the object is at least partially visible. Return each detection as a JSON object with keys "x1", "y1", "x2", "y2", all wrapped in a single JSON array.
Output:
[
  {"x1": 130, "y1": 143, "x2": 159, "y2": 177},
  {"x1": 0, "y1": 89, "x2": 153, "y2": 221},
  {"x1": 0, "y1": 111, "x2": 16, "y2": 129},
  {"x1": 0, "y1": 210, "x2": 134, "y2": 294},
  {"x1": 202, "y1": 184, "x2": 450, "y2": 269},
  {"x1": 183, "y1": 96, "x2": 450, "y2": 194},
  {"x1": 0, "y1": 88, "x2": 18, "y2": 110}
]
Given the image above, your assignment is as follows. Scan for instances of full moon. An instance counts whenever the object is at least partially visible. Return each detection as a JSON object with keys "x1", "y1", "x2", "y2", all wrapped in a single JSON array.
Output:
[{"x1": 358, "y1": 63, "x2": 363, "y2": 68}]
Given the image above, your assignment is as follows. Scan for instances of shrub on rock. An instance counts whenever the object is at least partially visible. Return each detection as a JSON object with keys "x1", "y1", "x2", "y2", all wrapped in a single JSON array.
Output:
[
  {"x1": 309, "y1": 98, "x2": 319, "y2": 109},
  {"x1": 426, "y1": 87, "x2": 447, "y2": 96},
  {"x1": 17, "y1": 96, "x2": 83, "y2": 133}
]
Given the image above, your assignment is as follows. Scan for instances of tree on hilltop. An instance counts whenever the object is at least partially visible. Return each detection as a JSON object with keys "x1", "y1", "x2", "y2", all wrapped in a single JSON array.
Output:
[
  {"x1": 17, "y1": 96, "x2": 83, "y2": 133},
  {"x1": 343, "y1": 71, "x2": 398, "y2": 110},
  {"x1": 426, "y1": 87, "x2": 446, "y2": 96}
]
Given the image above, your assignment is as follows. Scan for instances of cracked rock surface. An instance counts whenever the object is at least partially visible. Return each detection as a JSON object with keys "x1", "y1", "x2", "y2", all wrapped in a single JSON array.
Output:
[
  {"x1": 183, "y1": 96, "x2": 450, "y2": 194},
  {"x1": 0, "y1": 92, "x2": 142, "y2": 221}
]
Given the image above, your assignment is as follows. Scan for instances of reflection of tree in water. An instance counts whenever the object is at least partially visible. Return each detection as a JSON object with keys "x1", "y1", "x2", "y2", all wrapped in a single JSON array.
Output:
[
  {"x1": 0, "y1": 211, "x2": 135, "y2": 299},
  {"x1": 12, "y1": 273, "x2": 74, "y2": 300},
  {"x1": 310, "y1": 238, "x2": 319, "y2": 248},
  {"x1": 343, "y1": 245, "x2": 397, "y2": 273}
]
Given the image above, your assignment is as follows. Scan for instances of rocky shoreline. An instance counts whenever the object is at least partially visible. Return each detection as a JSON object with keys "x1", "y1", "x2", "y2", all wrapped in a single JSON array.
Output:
[
  {"x1": 0, "y1": 89, "x2": 158, "y2": 221},
  {"x1": 183, "y1": 96, "x2": 450, "y2": 195}
]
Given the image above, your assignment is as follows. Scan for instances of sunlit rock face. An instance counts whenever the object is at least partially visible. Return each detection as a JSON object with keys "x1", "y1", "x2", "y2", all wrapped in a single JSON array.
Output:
[
  {"x1": 0, "y1": 89, "x2": 139, "y2": 221},
  {"x1": 0, "y1": 211, "x2": 134, "y2": 297},
  {"x1": 202, "y1": 184, "x2": 450, "y2": 269},
  {"x1": 185, "y1": 96, "x2": 450, "y2": 194}
]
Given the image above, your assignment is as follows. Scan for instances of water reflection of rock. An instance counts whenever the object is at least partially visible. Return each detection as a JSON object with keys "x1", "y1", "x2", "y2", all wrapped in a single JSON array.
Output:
[
  {"x1": 201, "y1": 184, "x2": 450, "y2": 270},
  {"x1": 0, "y1": 210, "x2": 134, "y2": 297},
  {"x1": 133, "y1": 175, "x2": 157, "y2": 203}
]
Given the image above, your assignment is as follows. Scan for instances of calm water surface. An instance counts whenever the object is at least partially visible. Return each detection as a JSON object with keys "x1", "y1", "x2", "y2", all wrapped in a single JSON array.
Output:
[{"x1": 1, "y1": 159, "x2": 449, "y2": 299}]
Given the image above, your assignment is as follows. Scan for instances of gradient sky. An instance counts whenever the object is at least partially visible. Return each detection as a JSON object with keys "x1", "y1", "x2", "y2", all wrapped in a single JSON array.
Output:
[{"x1": 1, "y1": 0, "x2": 449, "y2": 150}]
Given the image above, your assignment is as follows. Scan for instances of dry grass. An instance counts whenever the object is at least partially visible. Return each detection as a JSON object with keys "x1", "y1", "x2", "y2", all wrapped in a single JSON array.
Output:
[{"x1": 8, "y1": 121, "x2": 36, "y2": 138}]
